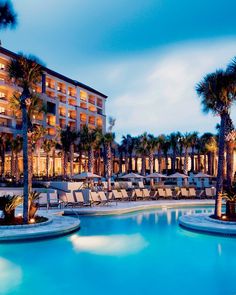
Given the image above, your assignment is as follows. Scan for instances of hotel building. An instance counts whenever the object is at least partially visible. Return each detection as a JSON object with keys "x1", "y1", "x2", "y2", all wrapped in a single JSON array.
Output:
[{"x1": 0, "y1": 46, "x2": 107, "y2": 176}]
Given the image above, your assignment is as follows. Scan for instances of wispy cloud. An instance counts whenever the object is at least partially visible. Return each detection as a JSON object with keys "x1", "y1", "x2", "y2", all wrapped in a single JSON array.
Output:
[{"x1": 79, "y1": 38, "x2": 236, "y2": 141}]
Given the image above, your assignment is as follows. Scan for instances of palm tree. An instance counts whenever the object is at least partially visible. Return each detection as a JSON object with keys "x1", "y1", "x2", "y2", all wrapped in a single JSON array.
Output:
[
  {"x1": 10, "y1": 136, "x2": 22, "y2": 182},
  {"x1": 135, "y1": 133, "x2": 148, "y2": 175},
  {"x1": 117, "y1": 144, "x2": 125, "y2": 174},
  {"x1": 147, "y1": 134, "x2": 158, "y2": 186},
  {"x1": 156, "y1": 135, "x2": 165, "y2": 173},
  {"x1": 196, "y1": 69, "x2": 236, "y2": 218},
  {"x1": 7, "y1": 53, "x2": 43, "y2": 223},
  {"x1": 102, "y1": 117, "x2": 115, "y2": 190},
  {"x1": 42, "y1": 139, "x2": 56, "y2": 179},
  {"x1": 0, "y1": 134, "x2": 10, "y2": 180},
  {"x1": 182, "y1": 133, "x2": 192, "y2": 175},
  {"x1": 0, "y1": 0, "x2": 16, "y2": 30},
  {"x1": 162, "y1": 136, "x2": 170, "y2": 174},
  {"x1": 189, "y1": 131, "x2": 199, "y2": 172},
  {"x1": 202, "y1": 133, "x2": 217, "y2": 176},
  {"x1": 31, "y1": 125, "x2": 46, "y2": 177},
  {"x1": 60, "y1": 126, "x2": 78, "y2": 179},
  {"x1": 169, "y1": 132, "x2": 181, "y2": 173}
]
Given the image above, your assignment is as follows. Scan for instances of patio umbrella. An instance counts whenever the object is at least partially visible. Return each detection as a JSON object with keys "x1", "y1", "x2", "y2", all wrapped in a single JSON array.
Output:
[
  {"x1": 73, "y1": 172, "x2": 102, "y2": 179},
  {"x1": 146, "y1": 172, "x2": 166, "y2": 179},
  {"x1": 166, "y1": 172, "x2": 189, "y2": 178},
  {"x1": 120, "y1": 173, "x2": 144, "y2": 179},
  {"x1": 194, "y1": 172, "x2": 213, "y2": 178}
]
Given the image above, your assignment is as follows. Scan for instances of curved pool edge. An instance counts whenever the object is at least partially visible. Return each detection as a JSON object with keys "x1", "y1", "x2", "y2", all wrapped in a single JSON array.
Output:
[
  {"x1": 64, "y1": 200, "x2": 215, "y2": 216},
  {"x1": 0, "y1": 215, "x2": 80, "y2": 242},
  {"x1": 179, "y1": 214, "x2": 236, "y2": 236}
]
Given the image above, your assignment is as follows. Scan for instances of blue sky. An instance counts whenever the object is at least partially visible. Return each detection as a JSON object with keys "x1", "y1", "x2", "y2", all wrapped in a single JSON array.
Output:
[{"x1": 2, "y1": 0, "x2": 236, "y2": 140}]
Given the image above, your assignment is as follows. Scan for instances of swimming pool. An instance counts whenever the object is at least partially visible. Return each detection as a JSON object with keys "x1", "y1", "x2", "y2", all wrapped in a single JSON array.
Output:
[{"x1": 0, "y1": 206, "x2": 235, "y2": 295}]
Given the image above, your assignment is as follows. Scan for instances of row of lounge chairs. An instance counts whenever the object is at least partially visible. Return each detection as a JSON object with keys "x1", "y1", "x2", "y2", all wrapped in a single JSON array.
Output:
[{"x1": 35, "y1": 186, "x2": 216, "y2": 209}]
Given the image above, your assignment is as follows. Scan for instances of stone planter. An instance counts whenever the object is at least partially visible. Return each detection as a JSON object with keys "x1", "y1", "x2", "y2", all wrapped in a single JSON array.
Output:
[{"x1": 226, "y1": 201, "x2": 236, "y2": 218}]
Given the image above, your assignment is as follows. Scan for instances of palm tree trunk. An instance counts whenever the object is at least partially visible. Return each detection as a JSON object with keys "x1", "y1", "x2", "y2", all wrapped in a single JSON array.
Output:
[
  {"x1": 11, "y1": 149, "x2": 14, "y2": 178},
  {"x1": 70, "y1": 144, "x2": 74, "y2": 178},
  {"x1": 52, "y1": 148, "x2": 55, "y2": 177},
  {"x1": 203, "y1": 153, "x2": 207, "y2": 173},
  {"x1": 28, "y1": 134, "x2": 33, "y2": 193},
  {"x1": 46, "y1": 152, "x2": 49, "y2": 179},
  {"x1": 119, "y1": 152, "x2": 123, "y2": 174},
  {"x1": 197, "y1": 151, "x2": 201, "y2": 172},
  {"x1": 22, "y1": 97, "x2": 29, "y2": 223},
  {"x1": 215, "y1": 113, "x2": 227, "y2": 218},
  {"x1": 149, "y1": 152, "x2": 154, "y2": 187},
  {"x1": 15, "y1": 152, "x2": 19, "y2": 182},
  {"x1": 128, "y1": 153, "x2": 132, "y2": 172},
  {"x1": 135, "y1": 156, "x2": 138, "y2": 172},
  {"x1": 191, "y1": 147, "x2": 195, "y2": 172},
  {"x1": 165, "y1": 154, "x2": 168, "y2": 173},
  {"x1": 171, "y1": 149, "x2": 176, "y2": 173},
  {"x1": 141, "y1": 155, "x2": 146, "y2": 176},
  {"x1": 105, "y1": 143, "x2": 112, "y2": 190},
  {"x1": 183, "y1": 150, "x2": 188, "y2": 175},
  {"x1": 207, "y1": 152, "x2": 212, "y2": 175},
  {"x1": 88, "y1": 147, "x2": 94, "y2": 173},
  {"x1": 125, "y1": 153, "x2": 128, "y2": 173},
  {"x1": 226, "y1": 140, "x2": 234, "y2": 189},
  {"x1": 79, "y1": 150, "x2": 82, "y2": 173}
]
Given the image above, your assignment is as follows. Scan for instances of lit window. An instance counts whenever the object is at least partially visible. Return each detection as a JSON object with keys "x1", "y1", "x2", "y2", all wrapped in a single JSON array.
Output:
[
  {"x1": 0, "y1": 106, "x2": 5, "y2": 113},
  {"x1": 0, "y1": 92, "x2": 5, "y2": 98},
  {"x1": 0, "y1": 63, "x2": 5, "y2": 70}
]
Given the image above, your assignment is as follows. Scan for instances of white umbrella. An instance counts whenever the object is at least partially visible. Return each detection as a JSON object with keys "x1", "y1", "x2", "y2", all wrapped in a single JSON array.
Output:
[
  {"x1": 120, "y1": 173, "x2": 144, "y2": 179},
  {"x1": 166, "y1": 172, "x2": 189, "y2": 179},
  {"x1": 146, "y1": 172, "x2": 167, "y2": 179},
  {"x1": 194, "y1": 172, "x2": 213, "y2": 178},
  {"x1": 73, "y1": 172, "x2": 102, "y2": 179}
]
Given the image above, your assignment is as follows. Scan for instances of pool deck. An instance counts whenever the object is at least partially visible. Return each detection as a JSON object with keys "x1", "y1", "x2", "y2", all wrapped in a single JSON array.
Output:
[
  {"x1": 179, "y1": 214, "x2": 236, "y2": 236},
  {"x1": 0, "y1": 214, "x2": 80, "y2": 242},
  {"x1": 64, "y1": 199, "x2": 215, "y2": 216}
]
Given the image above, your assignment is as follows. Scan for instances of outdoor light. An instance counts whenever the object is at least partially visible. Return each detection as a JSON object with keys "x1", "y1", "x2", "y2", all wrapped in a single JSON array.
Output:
[
  {"x1": 29, "y1": 218, "x2": 35, "y2": 224},
  {"x1": 222, "y1": 215, "x2": 227, "y2": 220}
]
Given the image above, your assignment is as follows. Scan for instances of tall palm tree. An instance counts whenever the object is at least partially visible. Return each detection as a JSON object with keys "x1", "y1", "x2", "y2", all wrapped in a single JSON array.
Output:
[
  {"x1": 117, "y1": 143, "x2": 125, "y2": 174},
  {"x1": 189, "y1": 131, "x2": 199, "y2": 172},
  {"x1": 60, "y1": 126, "x2": 78, "y2": 179},
  {"x1": 42, "y1": 139, "x2": 56, "y2": 179},
  {"x1": 182, "y1": 133, "x2": 192, "y2": 175},
  {"x1": 7, "y1": 53, "x2": 43, "y2": 223},
  {"x1": 102, "y1": 117, "x2": 115, "y2": 190},
  {"x1": 169, "y1": 132, "x2": 181, "y2": 173},
  {"x1": 31, "y1": 125, "x2": 46, "y2": 177},
  {"x1": 10, "y1": 136, "x2": 23, "y2": 182},
  {"x1": 162, "y1": 136, "x2": 170, "y2": 174},
  {"x1": 196, "y1": 69, "x2": 236, "y2": 218},
  {"x1": 135, "y1": 133, "x2": 148, "y2": 175},
  {"x1": 147, "y1": 134, "x2": 157, "y2": 186},
  {"x1": 156, "y1": 135, "x2": 165, "y2": 173},
  {"x1": 0, "y1": 133, "x2": 10, "y2": 180},
  {"x1": 121, "y1": 135, "x2": 129, "y2": 173},
  {"x1": 0, "y1": 0, "x2": 16, "y2": 29}
]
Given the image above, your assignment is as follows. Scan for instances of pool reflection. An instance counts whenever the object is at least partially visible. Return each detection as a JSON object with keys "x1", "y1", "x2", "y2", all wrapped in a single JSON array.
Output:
[{"x1": 0, "y1": 257, "x2": 22, "y2": 293}]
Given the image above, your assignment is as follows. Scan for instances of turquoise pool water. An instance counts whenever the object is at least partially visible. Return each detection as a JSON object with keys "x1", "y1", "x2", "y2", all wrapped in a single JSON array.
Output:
[{"x1": 0, "y1": 206, "x2": 236, "y2": 295}]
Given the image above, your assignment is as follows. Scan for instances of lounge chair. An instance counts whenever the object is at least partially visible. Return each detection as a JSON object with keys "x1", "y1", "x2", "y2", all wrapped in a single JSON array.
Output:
[
  {"x1": 75, "y1": 192, "x2": 91, "y2": 206},
  {"x1": 120, "y1": 189, "x2": 130, "y2": 200},
  {"x1": 189, "y1": 188, "x2": 197, "y2": 198},
  {"x1": 90, "y1": 192, "x2": 101, "y2": 205},
  {"x1": 165, "y1": 188, "x2": 173, "y2": 199},
  {"x1": 158, "y1": 188, "x2": 166, "y2": 198},
  {"x1": 112, "y1": 190, "x2": 123, "y2": 200},
  {"x1": 134, "y1": 189, "x2": 144, "y2": 199},
  {"x1": 38, "y1": 193, "x2": 48, "y2": 208},
  {"x1": 205, "y1": 187, "x2": 215, "y2": 198},
  {"x1": 98, "y1": 191, "x2": 110, "y2": 205},
  {"x1": 62, "y1": 192, "x2": 77, "y2": 207},
  {"x1": 142, "y1": 189, "x2": 151, "y2": 199},
  {"x1": 138, "y1": 181, "x2": 145, "y2": 189},
  {"x1": 180, "y1": 188, "x2": 189, "y2": 198},
  {"x1": 48, "y1": 192, "x2": 60, "y2": 208}
]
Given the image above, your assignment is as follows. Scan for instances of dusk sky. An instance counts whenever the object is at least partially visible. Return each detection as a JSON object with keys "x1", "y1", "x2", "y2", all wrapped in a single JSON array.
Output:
[{"x1": 2, "y1": 0, "x2": 236, "y2": 141}]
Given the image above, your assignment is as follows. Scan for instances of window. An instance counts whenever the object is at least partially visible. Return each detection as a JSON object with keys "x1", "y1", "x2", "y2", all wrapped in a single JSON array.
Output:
[
  {"x1": 0, "y1": 63, "x2": 5, "y2": 70},
  {"x1": 0, "y1": 106, "x2": 5, "y2": 113},
  {"x1": 0, "y1": 92, "x2": 5, "y2": 98}
]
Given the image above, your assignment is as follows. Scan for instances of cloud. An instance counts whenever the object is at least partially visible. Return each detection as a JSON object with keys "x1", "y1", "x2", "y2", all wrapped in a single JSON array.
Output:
[{"x1": 79, "y1": 38, "x2": 236, "y2": 141}]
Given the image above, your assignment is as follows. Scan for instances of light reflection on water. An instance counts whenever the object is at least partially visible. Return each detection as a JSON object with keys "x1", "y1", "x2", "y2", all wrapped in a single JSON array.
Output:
[
  {"x1": 69, "y1": 233, "x2": 148, "y2": 256},
  {"x1": 0, "y1": 257, "x2": 22, "y2": 294}
]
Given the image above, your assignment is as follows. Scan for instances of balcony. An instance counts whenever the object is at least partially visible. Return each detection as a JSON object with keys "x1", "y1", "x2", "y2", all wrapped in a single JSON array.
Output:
[
  {"x1": 59, "y1": 111, "x2": 66, "y2": 118},
  {"x1": 97, "y1": 108, "x2": 103, "y2": 115},
  {"x1": 97, "y1": 99, "x2": 103, "y2": 108},
  {"x1": 0, "y1": 110, "x2": 13, "y2": 118}
]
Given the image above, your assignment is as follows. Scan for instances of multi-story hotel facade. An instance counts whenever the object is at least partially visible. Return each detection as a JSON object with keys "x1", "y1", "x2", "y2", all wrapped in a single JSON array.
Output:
[{"x1": 0, "y1": 46, "x2": 107, "y2": 177}]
